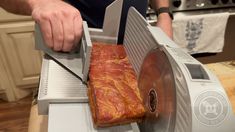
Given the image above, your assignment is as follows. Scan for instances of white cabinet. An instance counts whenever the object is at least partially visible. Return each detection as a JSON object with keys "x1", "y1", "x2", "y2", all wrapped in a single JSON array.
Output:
[{"x1": 0, "y1": 8, "x2": 42, "y2": 101}]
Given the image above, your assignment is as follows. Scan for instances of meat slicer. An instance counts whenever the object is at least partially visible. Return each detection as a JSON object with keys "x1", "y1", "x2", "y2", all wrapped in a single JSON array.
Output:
[{"x1": 35, "y1": 0, "x2": 235, "y2": 131}]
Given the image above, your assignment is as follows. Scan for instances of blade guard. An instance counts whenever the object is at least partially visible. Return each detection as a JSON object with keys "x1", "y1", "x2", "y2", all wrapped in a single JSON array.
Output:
[{"x1": 123, "y1": 7, "x2": 176, "y2": 132}]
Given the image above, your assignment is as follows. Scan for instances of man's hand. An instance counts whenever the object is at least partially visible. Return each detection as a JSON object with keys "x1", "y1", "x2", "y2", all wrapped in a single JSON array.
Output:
[
  {"x1": 30, "y1": 0, "x2": 83, "y2": 52},
  {"x1": 156, "y1": 13, "x2": 173, "y2": 39}
]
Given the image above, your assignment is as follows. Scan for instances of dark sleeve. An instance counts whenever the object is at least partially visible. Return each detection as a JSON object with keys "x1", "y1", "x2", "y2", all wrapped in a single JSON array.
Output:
[{"x1": 67, "y1": 0, "x2": 148, "y2": 44}]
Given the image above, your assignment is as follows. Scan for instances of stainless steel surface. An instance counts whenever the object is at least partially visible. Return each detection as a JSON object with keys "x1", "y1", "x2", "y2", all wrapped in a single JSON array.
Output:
[{"x1": 138, "y1": 48, "x2": 176, "y2": 132}]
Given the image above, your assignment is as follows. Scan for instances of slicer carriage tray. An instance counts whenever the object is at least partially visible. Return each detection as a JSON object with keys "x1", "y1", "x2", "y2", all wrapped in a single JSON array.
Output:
[
  {"x1": 37, "y1": 30, "x2": 140, "y2": 132},
  {"x1": 38, "y1": 38, "x2": 140, "y2": 132}
]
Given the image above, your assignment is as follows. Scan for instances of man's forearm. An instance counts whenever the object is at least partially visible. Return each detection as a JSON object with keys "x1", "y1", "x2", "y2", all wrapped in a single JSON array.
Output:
[
  {"x1": 155, "y1": 0, "x2": 169, "y2": 8},
  {"x1": 150, "y1": 0, "x2": 169, "y2": 10},
  {"x1": 0, "y1": 0, "x2": 37, "y2": 15},
  {"x1": 153, "y1": 0, "x2": 173, "y2": 39}
]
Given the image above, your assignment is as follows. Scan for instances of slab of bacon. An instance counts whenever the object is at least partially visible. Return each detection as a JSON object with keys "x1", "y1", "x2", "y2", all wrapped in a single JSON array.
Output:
[{"x1": 88, "y1": 43, "x2": 145, "y2": 127}]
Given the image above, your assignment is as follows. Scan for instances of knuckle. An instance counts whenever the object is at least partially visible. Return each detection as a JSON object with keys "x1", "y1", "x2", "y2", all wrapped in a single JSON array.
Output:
[
  {"x1": 64, "y1": 43, "x2": 74, "y2": 51},
  {"x1": 40, "y1": 12, "x2": 51, "y2": 20},
  {"x1": 73, "y1": 11, "x2": 80, "y2": 17},
  {"x1": 51, "y1": 11, "x2": 59, "y2": 17},
  {"x1": 53, "y1": 44, "x2": 62, "y2": 51},
  {"x1": 75, "y1": 10, "x2": 81, "y2": 17},
  {"x1": 63, "y1": 47, "x2": 72, "y2": 52},
  {"x1": 62, "y1": 10, "x2": 74, "y2": 18},
  {"x1": 65, "y1": 34, "x2": 74, "y2": 43},
  {"x1": 53, "y1": 48, "x2": 60, "y2": 51},
  {"x1": 32, "y1": 11, "x2": 40, "y2": 21},
  {"x1": 56, "y1": 35, "x2": 63, "y2": 43},
  {"x1": 62, "y1": 10, "x2": 70, "y2": 17}
]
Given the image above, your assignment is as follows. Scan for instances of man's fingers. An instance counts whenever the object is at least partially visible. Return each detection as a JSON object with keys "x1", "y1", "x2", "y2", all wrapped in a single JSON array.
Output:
[
  {"x1": 38, "y1": 20, "x2": 53, "y2": 48},
  {"x1": 32, "y1": 10, "x2": 54, "y2": 48},
  {"x1": 74, "y1": 14, "x2": 83, "y2": 47},
  {"x1": 50, "y1": 16, "x2": 64, "y2": 51},
  {"x1": 62, "y1": 15, "x2": 74, "y2": 52}
]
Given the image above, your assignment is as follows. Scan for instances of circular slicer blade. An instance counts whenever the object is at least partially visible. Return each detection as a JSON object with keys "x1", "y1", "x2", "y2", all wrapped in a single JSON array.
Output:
[{"x1": 138, "y1": 48, "x2": 176, "y2": 132}]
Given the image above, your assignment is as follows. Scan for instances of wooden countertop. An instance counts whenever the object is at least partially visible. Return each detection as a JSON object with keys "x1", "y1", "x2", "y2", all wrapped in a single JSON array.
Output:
[{"x1": 205, "y1": 61, "x2": 235, "y2": 114}]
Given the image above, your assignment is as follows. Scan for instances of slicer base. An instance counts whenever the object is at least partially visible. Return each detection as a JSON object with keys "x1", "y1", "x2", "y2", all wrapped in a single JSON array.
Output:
[{"x1": 48, "y1": 103, "x2": 139, "y2": 132}]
